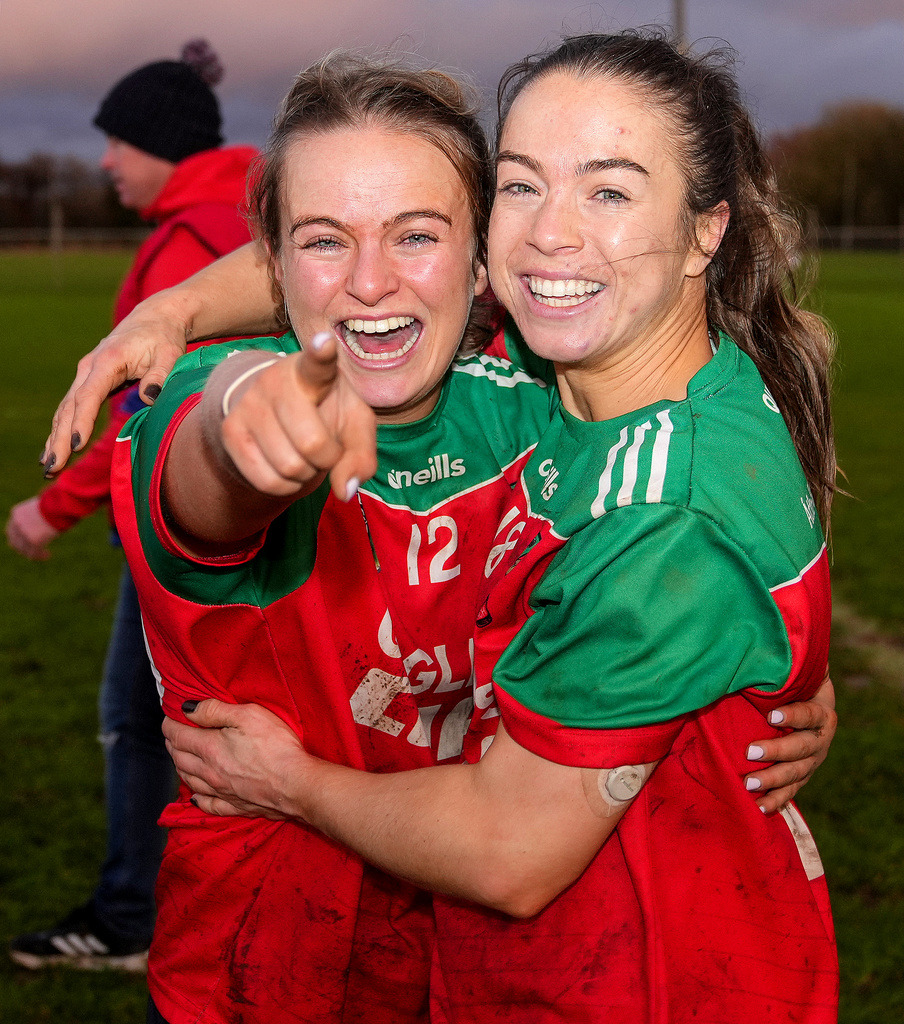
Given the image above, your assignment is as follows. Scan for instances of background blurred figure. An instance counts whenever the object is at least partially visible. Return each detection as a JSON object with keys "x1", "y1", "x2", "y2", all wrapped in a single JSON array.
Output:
[{"x1": 5, "y1": 39, "x2": 257, "y2": 971}]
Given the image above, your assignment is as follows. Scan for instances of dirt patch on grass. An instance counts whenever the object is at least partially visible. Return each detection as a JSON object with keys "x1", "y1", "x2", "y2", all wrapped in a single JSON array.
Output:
[{"x1": 833, "y1": 598, "x2": 904, "y2": 693}]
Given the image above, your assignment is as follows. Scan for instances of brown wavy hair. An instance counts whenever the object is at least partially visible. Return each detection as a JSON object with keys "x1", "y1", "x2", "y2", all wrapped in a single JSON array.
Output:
[
  {"x1": 497, "y1": 29, "x2": 837, "y2": 525},
  {"x1": 247, "y1": 51, "x2": 496, "y2": 355}
]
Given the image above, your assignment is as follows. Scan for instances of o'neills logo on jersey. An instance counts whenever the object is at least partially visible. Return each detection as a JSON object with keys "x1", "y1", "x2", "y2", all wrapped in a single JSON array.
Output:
[{"x1": 387, "y1": 454, "x2": 466, "y2": 489}]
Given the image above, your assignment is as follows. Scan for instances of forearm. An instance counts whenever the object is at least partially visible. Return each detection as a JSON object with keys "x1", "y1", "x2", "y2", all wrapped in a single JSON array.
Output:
[
  {"x1": 171, "y1": 706, "x2": 635, "y2": 917},
  {"x1": 44, "y1": 241, "x2": 281, "y2": 478},
  {"x1": 298, "y1": 758, "x2": 529, "y2": 911},
  {"x1": 148, "y1": 240, "x2": 280, "y2": 344},
  {"x1": 162, "y1": 352, "x2": 303, "y2": 551},
  {"x1": 285, "y1": 731, "x2": 628, "y2": 918}
]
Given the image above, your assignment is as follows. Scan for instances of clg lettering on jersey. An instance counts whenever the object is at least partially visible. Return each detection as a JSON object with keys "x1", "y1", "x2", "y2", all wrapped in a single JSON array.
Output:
[
  {"x1": 387, "y1": 454, "x2": 466, "y2": 490},
  {"x1": 538, "y1": 458, "x2": 559, "y2": 500},
  {"x1": 348, "y1": 609, "x2": 478, "y2": 760}
]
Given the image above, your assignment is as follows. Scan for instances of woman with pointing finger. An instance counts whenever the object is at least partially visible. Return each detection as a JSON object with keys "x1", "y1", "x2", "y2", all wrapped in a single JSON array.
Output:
[{"x1": 112, "y1": 54, "x2": 553, "y2": 1024}]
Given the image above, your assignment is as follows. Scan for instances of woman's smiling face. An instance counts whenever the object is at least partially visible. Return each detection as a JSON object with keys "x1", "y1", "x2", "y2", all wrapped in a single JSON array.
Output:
[
  {"x1": 489, "y1": 71, "x2": 717, "y2": 373},
  {"x1": 273, "y1": 127, "x2": 486, "y2": 424}
]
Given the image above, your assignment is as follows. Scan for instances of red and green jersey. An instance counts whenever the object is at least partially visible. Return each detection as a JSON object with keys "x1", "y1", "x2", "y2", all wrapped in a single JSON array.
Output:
[
  {"x1": 435, "y1": 334, "x2": 838, "y2": 1023},
  {"x1": 111, "y1": 331, "x2": 552, "y2": 1024}
]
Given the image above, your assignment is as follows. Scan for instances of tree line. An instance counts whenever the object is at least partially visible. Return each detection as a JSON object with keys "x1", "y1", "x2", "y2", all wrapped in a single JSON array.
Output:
[
  {"x1": 0, "y1": 153, "x2": 141, "y2": 231},
  {"x1": 2, "y1": 100, "x2": 902, "y2": 233},
  {"x1": 770, "y1": 102, "x2": 904, "y2": 230}
]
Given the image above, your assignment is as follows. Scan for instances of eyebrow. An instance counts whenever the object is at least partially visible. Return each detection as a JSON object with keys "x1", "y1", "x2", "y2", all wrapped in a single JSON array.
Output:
[
  {"x1": 497, "y1": 151, "x2": 649, "y2": 178},
  {"x1": 386, "y1": 209, "x2": 453, "y2": 229},
  {"x1": 289, "y1": 209, "x2": 452, "y2": 235},
  {"x1": 289, "y1": 216, "x2": 345, "y2": 234}
]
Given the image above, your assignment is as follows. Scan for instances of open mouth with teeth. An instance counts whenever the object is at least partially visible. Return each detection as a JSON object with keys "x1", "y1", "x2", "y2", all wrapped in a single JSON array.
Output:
[
  {"x1": 527, "y1": 276, "x2": 603, "y2": 308},
  {"x1": 339, "y1": 316, "x2": 422, "y2": 362}
]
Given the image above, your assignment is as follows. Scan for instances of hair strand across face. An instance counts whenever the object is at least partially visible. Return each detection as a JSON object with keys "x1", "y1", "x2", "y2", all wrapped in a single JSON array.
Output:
[{"x1": 496, "y1": 29, "x2": 837, "y2": 525}]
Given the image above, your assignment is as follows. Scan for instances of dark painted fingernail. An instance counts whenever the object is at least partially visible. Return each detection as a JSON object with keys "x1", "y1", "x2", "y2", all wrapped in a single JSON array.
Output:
[
  {"x1": 42, "y1": 453, "x2": 57, "y2": 478},
  {"x1": 71, "y1": 432, "x2": 81, "y2": 451},
  {"x1": 190, "y1": 796, "x2": 199, "y2": 808},
  {"x1": 182, "y1": 699, "x2": 200, "y2": 714},
  {"x1": 144, "y1": 383, "x2": 162, "y2": 402}
]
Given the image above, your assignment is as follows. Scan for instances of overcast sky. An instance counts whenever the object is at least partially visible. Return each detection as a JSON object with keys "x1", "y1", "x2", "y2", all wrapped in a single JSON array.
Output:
[{"x1": 1, "y1": 0, "x2": 901, "y2": 163}]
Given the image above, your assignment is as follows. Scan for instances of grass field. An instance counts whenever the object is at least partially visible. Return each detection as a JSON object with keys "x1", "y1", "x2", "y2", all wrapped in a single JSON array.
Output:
[{"x1": 0, "y1": 249, "x2": 902, "y2": 1022}]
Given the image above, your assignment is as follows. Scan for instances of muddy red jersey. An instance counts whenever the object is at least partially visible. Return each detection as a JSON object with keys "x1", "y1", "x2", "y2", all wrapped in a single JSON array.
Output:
[
  {"x1": 111, "y1": 332, "x2": 552, "y2": 1024},
  {"x1": 435, "y1": 334, "x2": 838, "y2": 1024}
]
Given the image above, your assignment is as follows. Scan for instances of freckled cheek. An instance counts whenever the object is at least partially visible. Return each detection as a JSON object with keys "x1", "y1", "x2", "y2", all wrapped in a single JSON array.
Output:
[{"x1": 488, "y1": 214, "x2": 525, "y2": 264}]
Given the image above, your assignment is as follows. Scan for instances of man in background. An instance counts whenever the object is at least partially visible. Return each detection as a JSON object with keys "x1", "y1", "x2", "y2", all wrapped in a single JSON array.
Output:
[{"x1": 6, "y1": 39, "x2": 257, "y2": 971}]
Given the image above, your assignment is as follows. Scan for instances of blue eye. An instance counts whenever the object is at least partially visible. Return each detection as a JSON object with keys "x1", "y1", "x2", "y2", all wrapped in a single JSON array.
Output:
[
  {"x1": 304, "y1": 236, "x2": 341, "y2": 251},
  {"x1": 594, "y1": 188, "x2": 628, "y2": 204},
  {"x1": 402, "y1": 232, "x2": 437, "y2": 248},
  {"x1": 498, "y1": 181, "x2": 538, "y2": 197}
]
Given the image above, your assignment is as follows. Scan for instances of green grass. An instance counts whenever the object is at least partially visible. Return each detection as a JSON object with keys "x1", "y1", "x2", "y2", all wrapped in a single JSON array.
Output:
[
  {"x1": 796, "y1": 251, "x2": 904, "y2": 1023},
  {"x1": 811, "y1": 252, "x2": 904, "y2": 627},
  {"x1": 0, "y1": 249, "x2": 901, "y2": 1022},
  {"x1": 0, "y1": 251, "x2": 148, "y2": 1021}
]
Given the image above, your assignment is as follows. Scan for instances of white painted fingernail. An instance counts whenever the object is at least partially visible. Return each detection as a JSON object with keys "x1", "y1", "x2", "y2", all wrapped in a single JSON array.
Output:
[
  {"x1": 768, "y1": 710, "x2": 785, "y2": 726},
  {"x1": 747, "y1": 744, "x2": 764, "y2": 761},
  {"x1": 745, "y1": 776, "x2": 762, "y2": 791},
  {"x1": 759, "y1": 804, "x2": 767, "y2": 814},
  {"x1": 311, "y1": 331, "x2": 332, "y2": 351},
  {"x1": 345, "y1": 477, "x2": 360, "y2": 502}
]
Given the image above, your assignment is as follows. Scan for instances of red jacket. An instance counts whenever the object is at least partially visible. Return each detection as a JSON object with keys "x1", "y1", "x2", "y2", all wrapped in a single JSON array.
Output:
[{"x1": 39, "y1": 146, "x2": 258, "y2": 532}]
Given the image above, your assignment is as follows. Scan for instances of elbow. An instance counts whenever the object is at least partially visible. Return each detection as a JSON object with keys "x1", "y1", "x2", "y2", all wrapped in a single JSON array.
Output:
[
  {"x1": 496, "y1": 892, "x2": 557, "y2": 921},
  {"x1": 470, "y1": 864, "x2": 567, "y2": 920}
]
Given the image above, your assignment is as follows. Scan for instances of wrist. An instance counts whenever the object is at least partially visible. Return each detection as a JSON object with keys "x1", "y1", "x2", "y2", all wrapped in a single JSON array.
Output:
[
  {"x1": 16, "y1": 496, "x2": 61, "y2": 545},
  {"x1": 221, "y1": 359, "x2": 279, "y2": 418},
  {"x1": 199, "y1": 352, "x2": 283, "y2": 488},
  {"x1": 152, "y1": 281, "x2": 206, "y2": 346},
  {"x1": 279, "y1": 748, "x2": 328, "y2": 826}
]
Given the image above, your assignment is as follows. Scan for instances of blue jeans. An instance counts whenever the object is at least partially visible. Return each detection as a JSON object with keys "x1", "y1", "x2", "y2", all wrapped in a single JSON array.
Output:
[
  {"x1": 93, "y1": 566, "x2": 176, "y2": 944},
  {"x1": 147, "y1": 996, "x2": 170, "y2": 1023}
]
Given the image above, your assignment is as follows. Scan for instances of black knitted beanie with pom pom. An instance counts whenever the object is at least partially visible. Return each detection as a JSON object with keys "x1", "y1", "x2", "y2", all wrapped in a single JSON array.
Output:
[{"x1": 93, "y1": 39, "x2": 224, "y2": 162}]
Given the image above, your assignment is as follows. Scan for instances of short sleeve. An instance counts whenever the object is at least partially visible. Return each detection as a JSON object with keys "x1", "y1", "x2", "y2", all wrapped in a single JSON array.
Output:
[
  {"x1": 492, "y1": 503, "x2": 792, "y2": 766},
  {"x1": 121, "y1": 335, "x2": 324, "y2": 603},
  {"x1": 127, "y1": 348, "x2": 258, "y2": 566}
]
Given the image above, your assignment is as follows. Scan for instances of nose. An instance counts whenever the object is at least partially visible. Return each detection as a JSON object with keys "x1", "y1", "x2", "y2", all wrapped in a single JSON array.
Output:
[
  {"x1": 99, "y1": 141, "x2": 115, "y2": 172},
  {"x1": 346, "y1": 241, "x2": 399, "y2": 306},
  {"x1": 526, "y1": 190, "x2": 583, "y2": 256}
]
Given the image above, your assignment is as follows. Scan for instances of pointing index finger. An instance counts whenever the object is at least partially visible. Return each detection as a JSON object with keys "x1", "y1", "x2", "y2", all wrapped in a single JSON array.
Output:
[{"x1": 295, "y1": 331, "x2": 340, "y2": 403}]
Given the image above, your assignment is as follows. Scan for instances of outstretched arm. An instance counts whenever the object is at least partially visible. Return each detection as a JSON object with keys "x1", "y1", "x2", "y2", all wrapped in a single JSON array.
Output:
[
  {"x1": 164, "y1": 700, "x2": 653, "y2": 918},
  {"x1": 162, "y1": 677, "x2": 832, "y2": 910},
  {"x1": 162, "y1": 334, "x2": 376, "y2": 554},
  {"x1": 44, "y1": 240, "x2": 276, "y2": 476}
]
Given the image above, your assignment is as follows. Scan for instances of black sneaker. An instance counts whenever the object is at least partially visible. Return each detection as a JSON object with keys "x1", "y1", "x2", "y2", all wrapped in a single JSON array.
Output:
[{"x1": 9, "y1": 903, "x2": 149, "y2": 972}]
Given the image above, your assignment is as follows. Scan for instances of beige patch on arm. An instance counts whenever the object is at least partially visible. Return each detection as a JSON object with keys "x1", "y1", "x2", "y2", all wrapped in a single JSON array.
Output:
[{"x1": 582, "y1": 762, "x2": 657, "y2": 818}]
